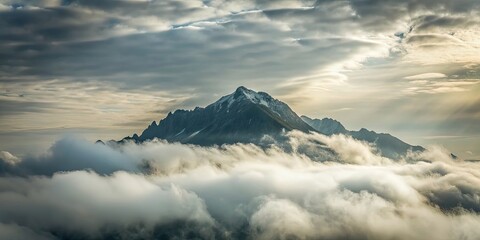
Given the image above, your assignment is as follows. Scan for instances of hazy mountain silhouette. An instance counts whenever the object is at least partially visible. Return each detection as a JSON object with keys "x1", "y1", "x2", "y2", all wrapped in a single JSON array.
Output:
[{"x1": 301, "y1": 116, "x2": 425, "y2": 159}]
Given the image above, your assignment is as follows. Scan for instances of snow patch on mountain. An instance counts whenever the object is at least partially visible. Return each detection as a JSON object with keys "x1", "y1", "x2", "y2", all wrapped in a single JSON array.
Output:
[
  {"x1": 210, "y1": 86, "x2": 302, "y2": 121},
  {"x1": 211, "y1": 86, "x2": 273, "y2": 110},
  {"x1": 174, "y1": 128, "x2": 185, "y2": 137}
]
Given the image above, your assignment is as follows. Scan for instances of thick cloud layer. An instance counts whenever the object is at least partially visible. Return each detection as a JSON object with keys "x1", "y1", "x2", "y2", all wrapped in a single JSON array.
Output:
[{"x1": 1, "y1": 132, "x2": 479, "y2": 239}]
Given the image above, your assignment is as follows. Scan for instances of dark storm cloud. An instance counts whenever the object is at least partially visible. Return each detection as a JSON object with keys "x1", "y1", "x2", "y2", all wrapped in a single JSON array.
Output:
[
  {"x1": 311, "y1": 0, "x2": 480, "y2": 35},
  {"x1": 0, "y1": 5, "x2": 114, "y2": 80},
  {"x1": 1, "y1": 15, "x2": 380, "y2": 99},
  {"x1": 0, "y1": 99, "x2": 54, "y2": 115},
  {"x1": 1, "y1": 132, "x2": 480, "y2": 239},
  {"x1": 70, "y1": 0, "x2": 209, "y2": 21},
  {"x1": 0, "y1": 6, "x2": 110, "y2": 44},
  {"x1": 1, "y1": 0, "x2": 479, "y2": 96}
]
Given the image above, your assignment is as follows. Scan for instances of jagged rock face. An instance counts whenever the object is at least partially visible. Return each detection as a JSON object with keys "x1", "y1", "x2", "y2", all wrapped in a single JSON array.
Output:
[
  {"x1": 122, "y1": 86, "x2": 425, "y2": 159},
  {"x1": 129, "y1": 86, "x2": 314, "y2": 145}
]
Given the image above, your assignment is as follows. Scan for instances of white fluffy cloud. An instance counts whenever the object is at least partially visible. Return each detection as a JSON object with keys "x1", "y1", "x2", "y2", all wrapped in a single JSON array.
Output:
[
  {"x1": 0, "y1": 150, "x2": 19, "y2": 164},
  {"x1": 0, "y1": 171, "x2": 215, "y2": 239},
  {"x1": 1, "y1": 132, "x2": 480, "y2": 239}
]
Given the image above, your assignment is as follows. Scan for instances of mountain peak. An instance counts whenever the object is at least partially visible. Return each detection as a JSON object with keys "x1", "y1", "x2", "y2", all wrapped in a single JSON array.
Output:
[
  {"x1": 211, "y1": 86, "x2": 275, "y2": 110},
  {"x1": 122, "y1": 87, "x2": 424, "y2": 159},
  {"x1": 126, "y1": 86, "x2": 313, "y2": 145},
  {"x1": 233, "y1": 86, "x2": 257, "y2": 99},
  {"x1": 235, "y1": 85, "x2": 248, "y2": 93}
]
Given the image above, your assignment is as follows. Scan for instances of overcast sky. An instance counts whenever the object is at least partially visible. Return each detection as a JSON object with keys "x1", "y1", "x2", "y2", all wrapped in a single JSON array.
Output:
[{"x1": 0, "y1": 0, "x2": 479, "y2": 158}]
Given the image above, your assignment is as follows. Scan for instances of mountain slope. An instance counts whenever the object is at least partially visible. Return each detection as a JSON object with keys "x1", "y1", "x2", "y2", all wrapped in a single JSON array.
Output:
[
  {"x1": 301, "y1": 116, "x2": 348, "y2": 135},
  {"x1": 122, "y1": 86, "x2": 424, "y2": 159},
  {"x1": 125, "y1": 86, "x2": 314, "y2": 145},
  {"x1": 301, "y1": 115, "x2": 425, "y2": 159}
]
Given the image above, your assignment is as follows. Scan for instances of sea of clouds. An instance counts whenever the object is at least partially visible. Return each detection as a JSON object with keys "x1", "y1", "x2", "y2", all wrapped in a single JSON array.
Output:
[{"x1": 1, "y1": 131, "x2": 480, "y2": 240}]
